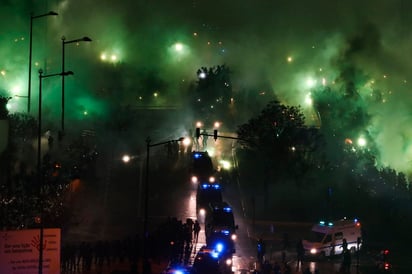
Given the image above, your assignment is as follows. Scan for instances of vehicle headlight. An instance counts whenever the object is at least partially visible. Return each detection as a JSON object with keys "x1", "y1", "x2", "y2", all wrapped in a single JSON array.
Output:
[
  {"x1": 225, "y1": 258, "x2": 232, "y2": 266},
  {"x1": 209, "y1": 176, "x2": 215, "y2": 183},
  {"x1": 199, "y1": 209, "x2": 206, "y2": 216},
  {"x1": 310, "y1": 248, "x2": 317, "y2": 254},
  {"x1": 231, "y1": 234, "x2": 237, "y2": 241},
  {"x1": 191, "y1": 176, "x2": 198, "y2": 183}
]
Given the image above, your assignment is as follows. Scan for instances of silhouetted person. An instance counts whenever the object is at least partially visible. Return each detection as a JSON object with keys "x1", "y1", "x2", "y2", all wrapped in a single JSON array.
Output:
[
  {"x1": 296, "y1": 239, "x2": 305, "y2": 270},
  {"x1": 341, "y1": 238, "x2": 348, "y2": 252},
  {"x1": 193, "y1": 220, "x2": 201, "y2": 242},
  {"x1": 257, "y1": 238, "x2": 266, "y2": 264}
]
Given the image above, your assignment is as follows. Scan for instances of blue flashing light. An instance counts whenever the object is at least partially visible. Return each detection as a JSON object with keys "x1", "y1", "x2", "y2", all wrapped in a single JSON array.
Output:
[
  {"x1": 212, "y1": 184, "x2": 221, "y2": 189},
  {"x1": 319, "y1": 220, "x2": 333, "y2": 226},
  {"x1": 215, "y1": 242, "x2": 224, "y2": 253},
  {"x1": 193, "y1": 153, "x2": 202, "y2": 159},
  {"x1": 201, "y1": 183, "x2": 209, "y2": 189},
  {"x1": 174, "y1": 270, "x2": 184, "y2": 274},
  {"x1": 222, "y1": 230, "x2": 230, "y2": 235},
  {"x1": 354, "y1": 218, "x2": 358, "y2": 223},
  {"x1": 223, "y1": 206, "x2": 232, "y2": 212}
]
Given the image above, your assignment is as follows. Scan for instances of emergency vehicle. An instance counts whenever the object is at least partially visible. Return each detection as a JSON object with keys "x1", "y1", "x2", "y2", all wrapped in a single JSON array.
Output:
[
  {"x1": 196, "y1": 182, "x2": 223, "y2": 215},
  {"x1": 205, "y1": 202, "x2": 238, "y2": 254},
  {"x1": 303, "y1": 218, "x2": 362, "y2": 258}
]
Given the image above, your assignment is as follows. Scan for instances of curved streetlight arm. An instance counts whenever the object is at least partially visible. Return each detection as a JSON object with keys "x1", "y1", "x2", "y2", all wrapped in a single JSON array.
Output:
[
  {"x1": 148, "y1": 137, "x2": 185, "y2": 148},
  {"x1": 40, "y1": 70, "x2": 74, "y2": 79},
  {"x1": 31, "y1": 11, "x2": 58, "y2": 19},
  {"x1": 62, "y1": 36, "x2": 92, "y2": 44}
]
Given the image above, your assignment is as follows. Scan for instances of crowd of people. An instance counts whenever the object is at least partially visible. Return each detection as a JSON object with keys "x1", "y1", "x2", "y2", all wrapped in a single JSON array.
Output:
[
  {"x1": 61, "y1": 235, "x2": 141, "y2": 273},
  {"x1": 60, "y1": 216, "x2": 202, "y2": 273}
]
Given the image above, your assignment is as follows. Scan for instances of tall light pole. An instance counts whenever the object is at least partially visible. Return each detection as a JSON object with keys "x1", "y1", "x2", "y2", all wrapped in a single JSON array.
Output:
[
  {"x1": 28, "y1": 11, "x2": 58, "y2": 113},
  {"x1": 37, "y1": 69, "x2": 73, "y2": 274},
  {"x1": 143, "y1": 137, "x2": 186, "y2": 274},
  {"x1": 61, "y1": 36, "x2": 92, "y2": 133}
]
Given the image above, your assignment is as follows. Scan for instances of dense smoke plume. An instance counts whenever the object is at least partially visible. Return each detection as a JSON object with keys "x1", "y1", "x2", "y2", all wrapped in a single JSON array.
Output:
[{"x1": 2, "y1": 0, "x2": 412, "y2": 175}]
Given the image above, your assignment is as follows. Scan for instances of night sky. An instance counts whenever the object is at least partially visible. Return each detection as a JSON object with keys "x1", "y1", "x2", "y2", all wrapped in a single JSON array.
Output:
[{"x1": 2, "y1": 0, "x2": 412, "y2": 175}]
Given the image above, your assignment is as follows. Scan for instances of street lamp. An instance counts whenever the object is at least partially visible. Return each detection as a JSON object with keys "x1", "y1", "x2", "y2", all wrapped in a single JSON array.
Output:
[
  {"x1": 37, "y1": 69, "x2": 73, "y2": 274},
  {"x1": 28, "y1": 11, "x2": 58, "y2": 113},
  {"x1": 143, "y1": 136, "x2": 186, "y2": 273},
  {"x1": 61, "y1": 36, "x2": 92, "y2": 133}
]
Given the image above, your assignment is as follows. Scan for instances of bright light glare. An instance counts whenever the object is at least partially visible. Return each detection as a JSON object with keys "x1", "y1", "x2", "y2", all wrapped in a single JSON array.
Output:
[
  {"x1": 305, "y1": 93, "x2": 312, "y2": 105},
  {"x1": 219, "y1": 160, "x2": 231, "y2": 170},
  {"x1": 358, "y1": 137, "x2": 367, "y2": 147},
  {"x1": 11, "y1": 85, "x2": 22, "y2": 94},
  {"x1": 100, "y1": 51, "x2": 120, "y2": 63},
  {"x1": 122, "y1": 155, "x2": 131, "y2": 163},
  {"x1": 175, "y1": 43, "x2": 183, "y2": 52},
  {"x1": 214, "y1": 121, "x2": 220, "y2": 128},
  {"x1": 182, "y1": 137, "x2": 191, "y2": 147},
  {"x1": 191, "y1": 176, "x2": 198, "y2": 184},
  {"x1": 199, "y1": 72, "x2": 206, "y2": 79},
  {"x1": 206, "y1": 148, "x2": 215, "y2": 157},
  {"x1": 196, "y1": 121, "x2": 202, "y2": 127},
  {"x1": 306, "y1": 77, "x2": 316, "y2": 88}
]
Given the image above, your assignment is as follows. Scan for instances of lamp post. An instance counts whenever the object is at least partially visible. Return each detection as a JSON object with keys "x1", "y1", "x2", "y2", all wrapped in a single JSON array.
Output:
[
  {"x1": 143, "y1": 136, "x2": 186, "y2": 273},
  {"x1": 37, "y1": 69, "x2": 73, "y2": 274},
  {"x1": 61, "y1": 36, "x2": 92, "y2": 133},
  {"x1": 28, "y1": 11, "x2": 58, "y2": 113}
]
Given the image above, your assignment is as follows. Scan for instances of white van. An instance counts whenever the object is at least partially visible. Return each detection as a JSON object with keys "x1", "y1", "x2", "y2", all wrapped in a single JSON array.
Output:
[{"x1": 303, "y1": 218, "x2": 362, "y2": 257}]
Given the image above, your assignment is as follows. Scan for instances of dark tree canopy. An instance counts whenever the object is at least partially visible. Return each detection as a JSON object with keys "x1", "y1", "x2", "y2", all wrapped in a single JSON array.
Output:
[
  {"x1": 190, "y1": 65, "x2": 233, "y2": 126},
  {"x1": 236, "y1": 100, "x2": 323, "y2": 184},
  {"x1": 0, "y1": 95, "x2": 11, "y2": 119}
]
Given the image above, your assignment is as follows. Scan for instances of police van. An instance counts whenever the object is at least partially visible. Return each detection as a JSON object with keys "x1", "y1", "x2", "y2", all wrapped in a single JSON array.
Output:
[
  {"x1": 205, "y1": 202, "x2": 238, "y2": 254},
  {"x1": 303, "y1": 218, "x2": 362, "y2": 258},
  {"x1": 196, "y1": 182, "x2": 223, "y2": 215}
]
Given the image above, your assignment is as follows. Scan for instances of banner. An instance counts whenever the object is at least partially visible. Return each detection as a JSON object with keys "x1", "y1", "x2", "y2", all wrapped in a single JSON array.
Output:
[{"x1": 0, "y1": 228, "x2": 61, "y2": 274}]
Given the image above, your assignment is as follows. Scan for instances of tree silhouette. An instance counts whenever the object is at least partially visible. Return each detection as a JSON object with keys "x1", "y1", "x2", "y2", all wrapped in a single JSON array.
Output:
[
  {"x1": 0, "y1": 95, "x2": 11, "y2": 119},
  {"x1": 190, "y1": 65, "x2": 232, "y2": 125},
  {"x1": 236, "y1": 100, "x2": 323, "y2": 207}
]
